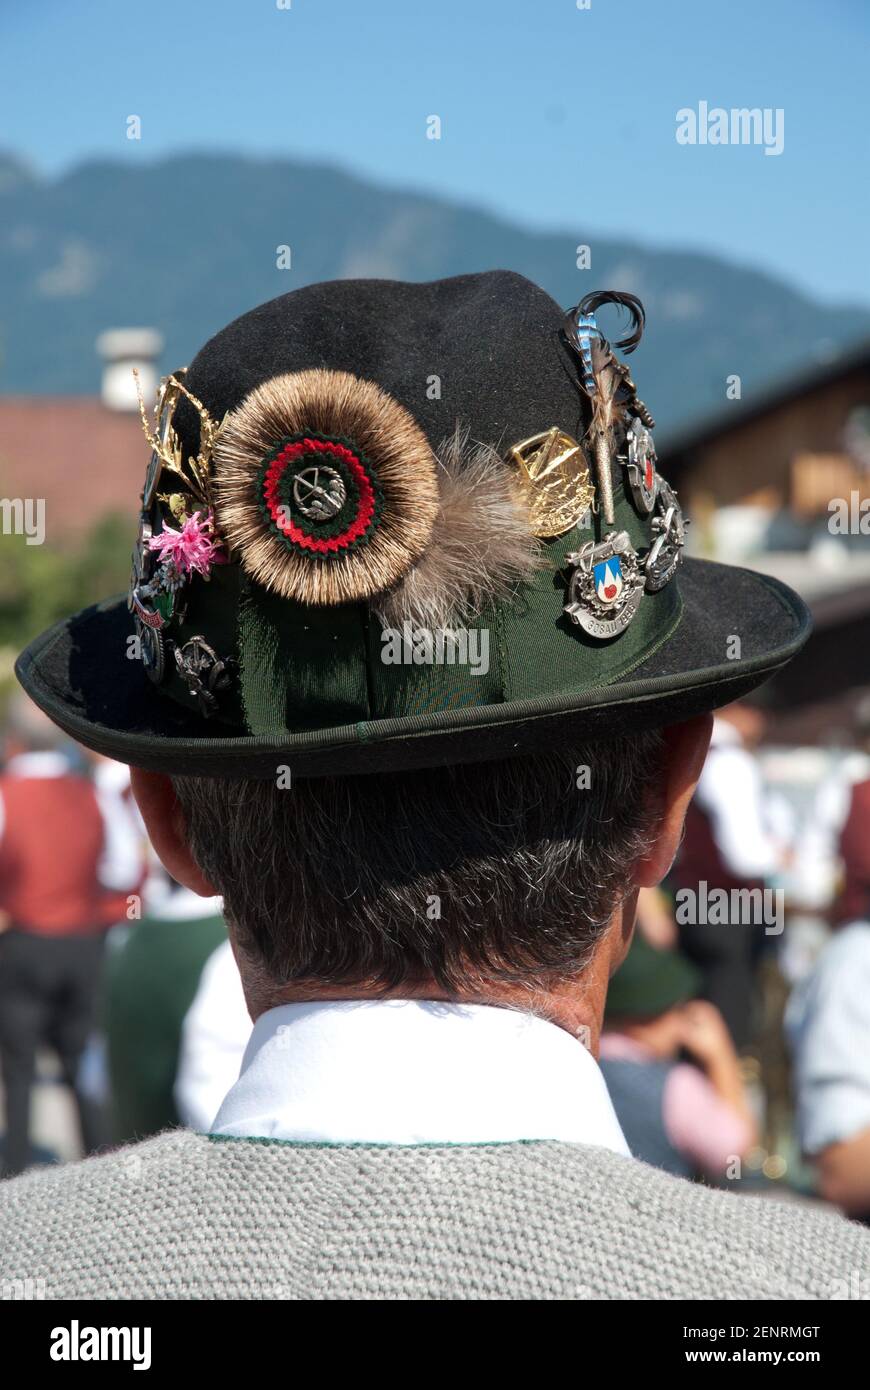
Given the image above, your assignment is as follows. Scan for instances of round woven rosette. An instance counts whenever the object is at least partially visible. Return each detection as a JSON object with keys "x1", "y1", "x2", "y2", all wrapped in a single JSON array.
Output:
[{"x1": 213, "y1": 369, "x2": 439, "y2": 606}]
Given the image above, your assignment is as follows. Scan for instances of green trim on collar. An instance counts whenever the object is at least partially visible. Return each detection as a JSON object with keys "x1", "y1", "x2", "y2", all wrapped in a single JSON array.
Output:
[{"x1": 204, "y1": 1132, "x2": 555, "y2": 1151}]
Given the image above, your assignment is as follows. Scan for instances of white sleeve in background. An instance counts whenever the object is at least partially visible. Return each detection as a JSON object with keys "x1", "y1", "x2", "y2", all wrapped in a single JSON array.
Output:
[
  {"x1": 175, "y1": 939, "x2": 253, "y2": 1133},
  {"x1": 695, "y1": 742, "x2": 781, "y2": 880},
  {"x1": 93, "y1": 763, "x2": 146, "y2": 892},
  {"x1": 786, "y1": 923, "x2": 870, "y2": 1154}
]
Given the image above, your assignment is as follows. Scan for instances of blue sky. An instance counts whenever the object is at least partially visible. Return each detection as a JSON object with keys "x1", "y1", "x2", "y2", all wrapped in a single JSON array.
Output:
[{"x1": 3, "y1": 0, "x2": 868, "y2": 304}]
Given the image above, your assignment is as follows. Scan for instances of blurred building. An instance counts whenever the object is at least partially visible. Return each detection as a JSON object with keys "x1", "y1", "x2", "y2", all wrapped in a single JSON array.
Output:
[
  {"x1": 0, "y1": 329, "x2": 160, "y2": 539},
  {"x1": 661, "y1": 343, "x2": 870, "y2": 743}
]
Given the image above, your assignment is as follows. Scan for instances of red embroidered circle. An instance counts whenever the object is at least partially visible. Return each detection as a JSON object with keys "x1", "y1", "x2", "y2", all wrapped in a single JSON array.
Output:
[{"x1": 260, "y1": 437, "x2": 378, "y2": 554}]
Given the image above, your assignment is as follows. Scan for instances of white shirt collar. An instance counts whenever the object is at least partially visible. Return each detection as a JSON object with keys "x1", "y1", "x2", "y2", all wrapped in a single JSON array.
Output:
[{"x1": 211, "y1": 998, "x2": 629, "y2": 1155}]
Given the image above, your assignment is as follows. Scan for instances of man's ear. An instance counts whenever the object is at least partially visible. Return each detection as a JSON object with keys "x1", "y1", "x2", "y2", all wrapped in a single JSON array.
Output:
[
  {"x1": 129, "y1": 767, "x2": 217, "y2": 897},
  {"x1": 635, "y1": 713, "x2": 713, "y2": 889}
]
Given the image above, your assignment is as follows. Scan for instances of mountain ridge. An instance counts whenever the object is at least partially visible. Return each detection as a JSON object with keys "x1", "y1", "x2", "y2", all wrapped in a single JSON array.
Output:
[{"x1": 1, "y1": 151, "x2": 867, "y2": 439}]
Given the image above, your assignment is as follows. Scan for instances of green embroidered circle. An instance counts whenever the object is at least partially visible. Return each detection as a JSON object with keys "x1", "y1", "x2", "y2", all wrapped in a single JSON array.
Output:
[{"x1": 256, "y1": 433, "x2": 384, "y2": 557}]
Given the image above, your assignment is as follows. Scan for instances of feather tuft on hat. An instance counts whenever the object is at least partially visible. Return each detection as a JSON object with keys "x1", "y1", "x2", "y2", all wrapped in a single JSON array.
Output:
[{"x1": 374, "y1": 426, "x2": 543, "y2": 629}]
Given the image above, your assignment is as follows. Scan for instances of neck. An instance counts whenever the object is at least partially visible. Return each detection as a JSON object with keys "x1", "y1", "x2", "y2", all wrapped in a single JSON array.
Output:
[{"x1": 232, "y1": 900, "x2": 634, "y2": 1061}]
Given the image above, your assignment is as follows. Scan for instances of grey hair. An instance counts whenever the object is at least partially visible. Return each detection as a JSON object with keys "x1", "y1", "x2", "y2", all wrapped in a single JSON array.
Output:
[{"x1": 171, "y1": 731, "x2": 664, "y2": 994}]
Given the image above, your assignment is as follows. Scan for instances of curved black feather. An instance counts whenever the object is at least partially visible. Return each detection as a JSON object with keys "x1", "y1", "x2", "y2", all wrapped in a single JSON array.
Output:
[{"x1": 576, "y1": 290, "x2": 646, "y2": 354}]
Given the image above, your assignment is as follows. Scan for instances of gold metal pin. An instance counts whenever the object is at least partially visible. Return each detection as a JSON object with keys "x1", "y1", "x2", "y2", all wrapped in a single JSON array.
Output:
[{"x1": 508, "y1": 427, "x2": 594, "y2": 538}]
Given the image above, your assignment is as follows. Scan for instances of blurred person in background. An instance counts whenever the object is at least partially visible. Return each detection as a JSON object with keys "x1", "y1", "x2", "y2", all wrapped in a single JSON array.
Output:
[
  {"x1": 671, "y1": 701, "x2": 785, "y2": 1049},
  {"x1": 787, "y1": 919, "x2": 870, "y2": 1221},
  {"x1": 833, "y1": 698, "x2": 870, "y2": 930},
  {"x1": 601, "y1": 934, "x2": 757, "y2": 1180},
  {"x1": 174, "y1": 936, "x2": 251, "y2": 1133},
  {"x1": 0, "y1": 696, "x2": 143, "y2": 1178},
  {"x1": 787, "y1": 726, "x2": 870, "y2": 1219},
  {"x1": 633, "y1": 884, "x2": 679, "y2": 950},
  {"x1": 90, "y1": 752, "x2": 148, "y2": 904},
  {"x1": 104, "y1": 874, "x2": 233, "y2": 1143}
]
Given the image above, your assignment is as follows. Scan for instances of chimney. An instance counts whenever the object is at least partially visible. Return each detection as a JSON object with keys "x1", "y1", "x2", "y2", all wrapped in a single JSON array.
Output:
[{"x1": 96, "y1": 328, "x2": 164, "y2": 411}]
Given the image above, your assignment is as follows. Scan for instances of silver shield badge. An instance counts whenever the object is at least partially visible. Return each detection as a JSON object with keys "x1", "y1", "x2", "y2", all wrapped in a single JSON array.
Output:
[
  {"x1": 564, "y1": 531, "x2": 644, "y2": 639},
  {"x1": 623, "y1": 416, "x2": 658, "y2": 516}
]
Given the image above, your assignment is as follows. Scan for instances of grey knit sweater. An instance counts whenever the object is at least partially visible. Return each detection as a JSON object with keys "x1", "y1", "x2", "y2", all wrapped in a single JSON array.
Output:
[{"x1": 1, "y1": 1131, "x2": 868, "y2": 1299}]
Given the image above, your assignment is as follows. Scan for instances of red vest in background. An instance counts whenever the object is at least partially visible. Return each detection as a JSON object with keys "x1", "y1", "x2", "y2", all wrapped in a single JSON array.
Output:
[
  {"x1": 0, "y1": 773, "x2": 106, "y2": 935},
  {"x1": 672, "y1": 799, "x2": 764, "y2": 898}
]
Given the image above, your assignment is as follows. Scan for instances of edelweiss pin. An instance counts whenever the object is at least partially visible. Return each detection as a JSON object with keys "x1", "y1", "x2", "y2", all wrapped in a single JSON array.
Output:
[
  {"x1": 508, "y1": 427, "x2": 594, "y2": 537},
  {"x1": 564, "y1": 531, "x2": 643, "y2": 639}
]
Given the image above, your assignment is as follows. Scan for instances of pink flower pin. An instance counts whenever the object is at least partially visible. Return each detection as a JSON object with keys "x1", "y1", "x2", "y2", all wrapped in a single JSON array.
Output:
[{"x1": 148, "y1": 510, "x2": 225, "y2": 579}]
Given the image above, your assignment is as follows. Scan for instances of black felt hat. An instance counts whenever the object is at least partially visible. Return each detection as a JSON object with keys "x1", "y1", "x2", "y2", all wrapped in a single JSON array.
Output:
[{"x1": 16, "y1": 271, "x2": 811, "y2": 778}]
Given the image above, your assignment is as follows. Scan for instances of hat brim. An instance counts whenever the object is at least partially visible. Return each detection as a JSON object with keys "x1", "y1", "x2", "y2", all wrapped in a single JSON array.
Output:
[{"x1": 15, "y1": 558, "x2": 810, "y2": 778}]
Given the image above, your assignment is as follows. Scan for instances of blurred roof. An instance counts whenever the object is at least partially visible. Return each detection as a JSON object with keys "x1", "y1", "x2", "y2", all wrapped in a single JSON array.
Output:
[
  {"x1": 660, "y1": 339, "x2": 870, "y2": 458},
  {"x1": 750, "y1": 554, "x2": 870, "y2": 607},
  {"x1": 0, "y1": 397, "x2": 142, "y2": 536}
]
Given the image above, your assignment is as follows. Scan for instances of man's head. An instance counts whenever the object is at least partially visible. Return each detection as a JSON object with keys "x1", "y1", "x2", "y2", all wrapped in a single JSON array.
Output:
[
  {"x1": 12, "y1": 275, "x2": 805, "y2": 1039},
  {"x1": 130, "y1": 714, "x2": 711, "y2": 1042}
]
